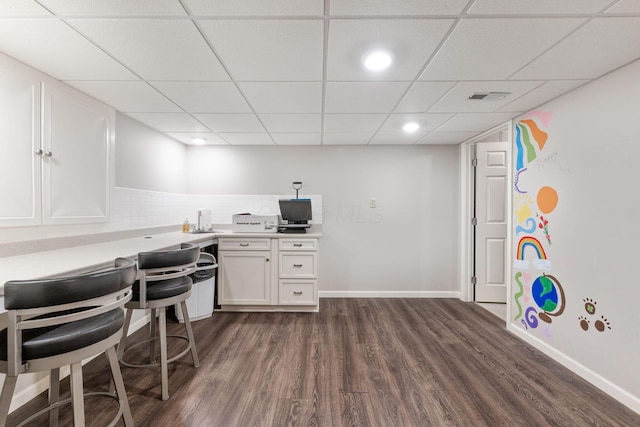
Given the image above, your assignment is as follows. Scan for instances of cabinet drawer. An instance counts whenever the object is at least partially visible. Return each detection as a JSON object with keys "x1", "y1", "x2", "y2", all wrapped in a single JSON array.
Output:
[
  {"x1": 279, "y1": 253, "x2": 317, "y2": 278},
  {"x1": 279, "y1": 280, "x2": 317, "y2": 305},
  {"x1": 219, "y1": 238, "x2": 271, "y2": 251},
  {"x1": 279, "y1": 238, "x2": 317, "y2": 251}
]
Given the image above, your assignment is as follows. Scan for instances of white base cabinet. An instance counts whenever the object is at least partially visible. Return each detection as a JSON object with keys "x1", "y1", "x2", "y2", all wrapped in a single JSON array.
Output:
[{"x1": 218, "y1": 236, "x2": 319, "y2": 311}]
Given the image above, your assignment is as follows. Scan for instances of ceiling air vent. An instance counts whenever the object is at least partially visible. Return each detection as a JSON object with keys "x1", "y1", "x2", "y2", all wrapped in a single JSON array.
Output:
[{"x1": 468, "y1": 92, "x2": 510, "y2": 101}]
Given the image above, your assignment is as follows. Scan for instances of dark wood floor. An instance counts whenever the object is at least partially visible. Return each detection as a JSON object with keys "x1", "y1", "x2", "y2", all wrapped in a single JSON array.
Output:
[{"x1": 8, "y1": 298, "x2": 640, "y2": 426}]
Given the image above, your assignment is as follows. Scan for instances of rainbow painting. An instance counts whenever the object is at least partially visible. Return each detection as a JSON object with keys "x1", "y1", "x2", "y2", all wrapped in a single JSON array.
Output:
[{"x1": 517, "y1": 236, "x2": 547, "y2": 260}]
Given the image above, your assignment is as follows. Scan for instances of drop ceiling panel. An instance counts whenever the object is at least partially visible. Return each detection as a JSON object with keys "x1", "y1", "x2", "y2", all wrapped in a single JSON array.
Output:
[
  {"x1": 69, "y1": 19, "x2": 229, "y2": 80},
  {"x1": 430, "y1": 81, "x2": 542, "y2": 113},
  {"x1": 2, "y1": 3, "x2": 639, "y2": 146},
  {"x1": 258, "y1": 114, "x2": 321, "y2": 132},
  {"x1": 37, "y1": 0, "x2": 188, "y2": 16},
  {"x1": 420, "y1": 18, "x2": 586, "y2": 80},
  {"x1": 326, "y1": 19, "x2": 455, "y2": 81},
  {"x1": 238, "y1": 82, "x2": 322, "y2": 113},
  {"x1": 183, "y1": 0, "x2": 323, "y2": 16},
  {"x1": 271, "y1": 133, "x2": 321, "y2": 145},
  {"x1": 218, "y1": 133, "x2": 274, "y2": 145},
  {"x1": 436, "y1": 113, "x2": 516, "y2": 132},
  {"x1": 394, "y1": 81, "x2": 457, "y2": 113},
  {"x1": 467, "y1": 0, "x2": 614, "y2": 15},
  {"x1": 168, "y1": 132, "x2": 229, "y2": 145},
  {"x1": 325, "y1": 82, "x2": 410, "y2": 113},
  {"x1": 0, "y1": 1, "x2": 52, "y2": 16},
  {"x1": 151, "y1": 82, "x2": 252, "y2": 113},
  {"x1": 323, "y1": 114, "x2": 387, "y2": 133},
  {"x1": 417, "y1": 131, "x2": 481, "y2": 145},
  {"x1": 323, "y1": 133, "x2": 373, "y2": 145},
  {"x1": 0, "y1": 19, "x2": 137, "y2": 80},
  {"x1": 512, "y1": 17, "x2": 640, "y2": 80},
  {"x1": 64, "y1": 81, "x2": 181, "y2": 113},
  {"x1": 330, "y1": 0, "x2": 470, "y2": 15},
  {"x1": 127, "y1": 113, "x2": 210, "y2": 132},
  {"x1": 498, "y1": 80, "x2": 588, "y2": 112},
  {"x1": 194, "y1": 114, "x2": 265, "y2": 132},
  {"x1": 198, "y1": 19, "x2": 323, "y2": 81}
]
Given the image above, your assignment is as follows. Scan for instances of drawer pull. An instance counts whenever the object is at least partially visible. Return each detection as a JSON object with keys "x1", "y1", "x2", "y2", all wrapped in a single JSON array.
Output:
[
  {"x1": 293, "y1": 264, "x2": 303, "y2": 267},
  {"x1": 239, "y1": 243, "x2": 249, "y2": 247},
  {"x1": 293, "y1": 243, "x2": 303, "y2": 247},
  {"x1": 293, "y1": 291, "x2": 303, "y2": 295}
]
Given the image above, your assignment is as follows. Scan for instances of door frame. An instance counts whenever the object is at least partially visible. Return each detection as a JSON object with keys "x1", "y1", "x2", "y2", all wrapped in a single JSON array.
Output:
[{"x1": 458, "y1": 122, "x2": 514, "y2": 320}]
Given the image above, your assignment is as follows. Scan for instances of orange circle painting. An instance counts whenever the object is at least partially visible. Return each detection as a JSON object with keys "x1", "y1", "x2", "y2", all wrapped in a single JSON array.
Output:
[{"x1": 537, "y1": 186, "x2": 558, "y2": 214}]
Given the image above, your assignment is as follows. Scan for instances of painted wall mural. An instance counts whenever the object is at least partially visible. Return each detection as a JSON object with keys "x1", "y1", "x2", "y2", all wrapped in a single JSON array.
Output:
[{"x1": 512, "y1": 112, "x2": 613, "y2": 337}]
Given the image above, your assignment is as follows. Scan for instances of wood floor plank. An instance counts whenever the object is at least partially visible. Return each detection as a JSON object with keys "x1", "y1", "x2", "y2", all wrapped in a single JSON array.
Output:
[{"x1": 7, "y1": 298, "x2": 640, "y2": 427}]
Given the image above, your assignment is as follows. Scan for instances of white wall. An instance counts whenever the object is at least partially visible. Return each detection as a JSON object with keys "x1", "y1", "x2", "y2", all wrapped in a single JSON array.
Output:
[
  {"x1": 510, "y1": 59, "x2": 640, "y2": 412},
  {"x1": 187, "y1": 145, "x2": 460, "y2": 296},
  {"x1": 115, "y1": 112, "x2": 188, "y2": 193}
]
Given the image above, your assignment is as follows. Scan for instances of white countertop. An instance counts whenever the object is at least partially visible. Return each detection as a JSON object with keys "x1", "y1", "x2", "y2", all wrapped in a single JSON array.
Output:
[{"x1": 0, "y1": 228, "x2": 322, "y2": 297}]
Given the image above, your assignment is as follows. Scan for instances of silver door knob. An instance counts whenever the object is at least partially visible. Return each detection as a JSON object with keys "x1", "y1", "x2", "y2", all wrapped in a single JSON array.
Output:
[
  {"x1": 34, "y1": 149, "x2": 43, "y2": 155},
  {"x1": 44, "y1": 151, "x2": 53, "y2": 157}
]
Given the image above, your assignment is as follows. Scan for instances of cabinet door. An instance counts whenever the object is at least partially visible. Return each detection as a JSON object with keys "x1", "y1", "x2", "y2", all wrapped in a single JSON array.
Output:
[
  {"x1": 41, "y1": 83, "x2": 113, "y2": 224},
  {"x1": 0, "y1": 69, "x2": 41, "y2": 227},
  {"x1": 218, "y1": 250, "x2": 272, "y2": 305}
]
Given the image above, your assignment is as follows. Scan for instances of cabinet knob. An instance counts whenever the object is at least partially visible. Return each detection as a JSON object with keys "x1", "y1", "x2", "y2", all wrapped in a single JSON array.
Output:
[
  {"x1": 266, "y1": 258, "x2": 269, "y2": 262},
  {"x1": 293, "y1": 291, "x2": 303, "y2": 296},
  {"x1": 293, "y1": 264, "x2": 303, "y2": 267},
  {"x1": 44, "y1": 151, "x2": 53, "y2": 157},
  {"x1": 34, "y1": 148, "x2": 43, "y2": 155},
  {"x1": 293, "y1": 243, "x2": 303, "y2": 247},
  {"x1": 239, "y1": 243, "x2": 249, "y2": 247}
]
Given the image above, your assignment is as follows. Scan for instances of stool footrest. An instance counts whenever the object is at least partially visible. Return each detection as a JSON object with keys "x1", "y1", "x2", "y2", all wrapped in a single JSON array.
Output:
[
  {"x1": 16, "y1": 391, "x2": 124, "y2": 427},
  {"x1": 119, "y1": 334, "x2": 193, "y2": 368}
]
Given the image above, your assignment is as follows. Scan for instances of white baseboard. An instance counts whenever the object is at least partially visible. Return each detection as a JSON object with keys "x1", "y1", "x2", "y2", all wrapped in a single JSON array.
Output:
[
  {"x1": 509, "y1": 324, "x2": 640, "y2": 415},
  {"x1": 8, "y1": 312, "x2": 152, "y2": 413},
  {"x1": 319, "y1": 290, "x2": 461, "y2": 298}
]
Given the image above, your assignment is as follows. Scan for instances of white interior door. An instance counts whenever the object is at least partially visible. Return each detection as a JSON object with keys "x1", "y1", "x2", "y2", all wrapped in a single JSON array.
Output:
[{"x1": 474, "y1": 141, "x2": 509, "y2": 303}]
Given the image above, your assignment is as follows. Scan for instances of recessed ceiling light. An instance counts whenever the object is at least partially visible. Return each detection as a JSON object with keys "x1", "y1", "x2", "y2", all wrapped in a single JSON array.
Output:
[
  {"x1": 403, "y1": 122, "x2": 419, "y2": 133},
  {"x1": 191, "y1": 137, "x2": 207, "y2": 145},
  {"x1": 363, "y1": 50, "x2": 393, "y2": 72}
]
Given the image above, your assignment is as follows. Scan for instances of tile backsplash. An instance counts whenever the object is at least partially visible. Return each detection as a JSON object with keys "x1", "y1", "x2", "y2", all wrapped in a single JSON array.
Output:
[{"x1": 114, "y1": 187, "x2": 323, "y2": 229}]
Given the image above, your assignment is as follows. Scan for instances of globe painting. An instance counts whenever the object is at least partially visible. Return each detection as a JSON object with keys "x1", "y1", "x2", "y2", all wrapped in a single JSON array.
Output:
[{"x1": 532, "y1": 275, "x2": 559, "y2": 312}]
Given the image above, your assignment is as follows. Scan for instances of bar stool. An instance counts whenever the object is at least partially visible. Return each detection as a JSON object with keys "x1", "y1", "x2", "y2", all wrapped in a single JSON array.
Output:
[
  {"x1": 0, "y1": 257, "x2": 137, "y2": 427},
  {"x1": 117, "y1": 243, "x2": 200, "y2": 400}
]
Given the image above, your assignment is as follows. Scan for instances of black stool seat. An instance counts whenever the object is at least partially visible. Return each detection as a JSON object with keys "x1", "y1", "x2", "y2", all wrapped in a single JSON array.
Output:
[
  {"x1": 132, "y1": 276, "x2": 192, "y2": 301},
  {"x1": 0, "y1": 309, "x2": 123, "y2": 361}
]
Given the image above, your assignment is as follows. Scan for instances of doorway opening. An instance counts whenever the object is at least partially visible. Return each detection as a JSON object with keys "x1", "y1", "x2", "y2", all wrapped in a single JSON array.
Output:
[{"x1": 459, "y1": 123, "x2": 513, "y2": 323}]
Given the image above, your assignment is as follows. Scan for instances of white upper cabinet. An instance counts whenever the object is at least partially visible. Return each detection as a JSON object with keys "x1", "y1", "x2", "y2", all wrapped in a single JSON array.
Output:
[
  {"x1": 0, "y1": 54, "x2": 114, "y2": 228},
  {"x1": 0, "y1": 67, "x2": 42, "y2": 227},
  {"x1": 41, "y1": 83, "x2": 113, "y2": 224}
]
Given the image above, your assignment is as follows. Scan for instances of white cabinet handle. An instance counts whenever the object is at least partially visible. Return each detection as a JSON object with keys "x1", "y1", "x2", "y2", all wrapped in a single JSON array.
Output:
[{"x1": 293, "y1": 291, "x2": 303, "y2": 295}]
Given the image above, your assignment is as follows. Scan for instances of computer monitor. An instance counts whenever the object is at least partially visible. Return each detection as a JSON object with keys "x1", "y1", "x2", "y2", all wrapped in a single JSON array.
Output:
[{"x1": 279, "y1": 199, "x2": 312, "y2": 225}]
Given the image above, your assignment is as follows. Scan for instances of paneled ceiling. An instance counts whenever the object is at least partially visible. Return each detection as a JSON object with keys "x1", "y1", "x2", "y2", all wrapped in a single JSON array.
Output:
[{"x1": 1, "y1": 0, "x2": 639, "y2": 146}]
